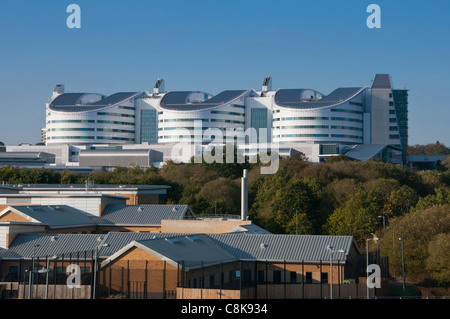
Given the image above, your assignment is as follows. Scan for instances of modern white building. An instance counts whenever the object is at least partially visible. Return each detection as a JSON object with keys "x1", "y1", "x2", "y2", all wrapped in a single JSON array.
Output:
[{"x1": 23, "y1": 74, "x2": 407, "y2": 166}]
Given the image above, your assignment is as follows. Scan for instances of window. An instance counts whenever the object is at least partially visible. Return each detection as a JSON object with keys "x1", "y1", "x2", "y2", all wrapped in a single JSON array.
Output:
[
  {"x1": 305, "y1": 272, "x2": 312, "y2": 284},
  {"x1": 273, "y1": 271, "x2": 281, "y2": 284},
  {"x1": 258, "y1": 270, "x2": 265, "y2": 283},
  {"x1": 321, "y1": 272, "x2": 329, "y2": 284},
  {"x1": 141, "y1": 109, "x2": 157, "y2": 143},
  {"x1": 290, "y1": 272, "x2": 297, "y2": 283}
]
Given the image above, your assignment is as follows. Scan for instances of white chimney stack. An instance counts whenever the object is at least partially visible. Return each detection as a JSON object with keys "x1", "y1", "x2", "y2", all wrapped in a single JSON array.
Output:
[{"x1": 241, "y1": 169, "x2": 248, "y2": 221}]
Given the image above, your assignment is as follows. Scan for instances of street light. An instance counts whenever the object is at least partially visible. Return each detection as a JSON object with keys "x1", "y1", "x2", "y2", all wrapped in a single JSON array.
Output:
[
  {"x1": 29, "y1": 244, "x2": 41, "y2": 299},
  {"x1": 399, "y1": 237, "x2": 406, "y2": 298},
  {"x1": 327, "y1": 245, "x2": 346, "y2": 299},
  {"x1": 366, "y1": 236, "x2": 379, "y2": 299},
  {"x1": 93, "y1": 242, "x2": 109, "y2": 299}
]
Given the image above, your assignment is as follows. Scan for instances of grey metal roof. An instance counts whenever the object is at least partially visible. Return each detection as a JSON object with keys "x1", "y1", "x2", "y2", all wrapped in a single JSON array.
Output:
[
  {"x1": 3, "y1": 205, "x2": 96, "y2": 229},
  {"x1": 275, "y1": 87, "x2": 365, "y2": 109},
  {"x1": 48, "y1": 92, "x2": 141, "y2": 112},
  {"x1": 208, "y1": 234, "x2": 355, "y2": 263},
  {"x1": 91, "y1": 205, "x2": 193, "y2": 226},
  {"x1": 371, "y1": 74, "x2": 392, "y2": 89},
  {"x1": 343, "y1": 144, "x2": 401, "y2": 161},
  {"x1": 159, "y1": 90, "x2": 248, "y2": 111},
  {"x1": 108, "y1": 234, "x2": 238, "y2": 269},
  {"x1": 228, "y1": 224, "x2": 272, "y2": 234},
  {"x1": 0, "y1": 233, "x2": 104, "y2": 259},
  {"x1": 17, "y1": 184, "x2": 171, "y2": 191},
  {"x1": 96, "y1": 232, "x2": 187, "y2": 258}
]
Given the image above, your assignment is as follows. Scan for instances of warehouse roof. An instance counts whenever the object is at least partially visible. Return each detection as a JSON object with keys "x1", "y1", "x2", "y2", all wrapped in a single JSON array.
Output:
[
  {"x1": 92, "y1": 205, "x2": 196, "y2": 226},
  {"x1": 0, "y1": 205, "x2": 96, "y2": 229}
]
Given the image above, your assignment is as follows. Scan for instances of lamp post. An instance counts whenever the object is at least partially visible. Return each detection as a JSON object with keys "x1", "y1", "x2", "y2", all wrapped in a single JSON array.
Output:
[
  {"x1": 366, "y1": 236, "x2": 379, "y2": 299},
  {"x1": 44, "y1": 255, "x2": 57, "y2": 299},
  {"x1": 399, "y1": 237, "x2": 406, "y2": 297},
  {"x1": 93, "y1": 242, "x2": 109, "y2": 299},
  {"x1": 29, "y1": 244, "x2": 40, "y2": 299},
  {"x1": 327, "y1": 245, "x2": 346, "y2": 299}
]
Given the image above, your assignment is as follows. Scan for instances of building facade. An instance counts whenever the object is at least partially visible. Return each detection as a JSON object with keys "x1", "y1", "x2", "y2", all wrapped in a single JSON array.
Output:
[{"x1": 41, "y1": 74, "x2": 408, "y2": 165}]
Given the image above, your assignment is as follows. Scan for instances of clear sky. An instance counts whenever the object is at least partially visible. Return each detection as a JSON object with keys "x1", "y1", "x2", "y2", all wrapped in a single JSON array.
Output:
[{"x1": 0, "y1": 0, "x2": 449, "y2": 146}]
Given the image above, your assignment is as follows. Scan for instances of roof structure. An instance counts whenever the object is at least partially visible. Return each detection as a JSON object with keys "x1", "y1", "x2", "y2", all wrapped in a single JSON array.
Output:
[
  {"x1": 0, "y1": 233, "x2": 104, "y2": 259},
  {"x1": 274, "y1": 87, "x2": 365, "y2": 109},
  {"x1": 48, "y1": 92, "x2": 142, "y2": 112},
  {"x1": 1, "y1": 231, "x2": 359, "y2": 266},
  {"x1": 104, "y1": 234, "x2": 237, "y2": 269},
  {"x1": 0, "y1": 205, "x2": 96, "y2": 229},
  {"x1": 208, "y1": 234, "x2": 356, "y2": 263},
  {"x1": 343, "y1": 144, "x2": 401, "y2": 161},
  {"x1": 92, "y1": 205, "x2": 195, "y2": 226},
  {"x1": 371, "y1": 74, "x2": 392, "y2": 89},
  {"x1": 159, "y1": 90, "x2": 248, "y2": 111}
]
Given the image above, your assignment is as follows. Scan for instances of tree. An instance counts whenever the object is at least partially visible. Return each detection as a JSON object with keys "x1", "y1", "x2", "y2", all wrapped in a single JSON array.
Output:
[
  {"x1": 379, "y1": 205, "x2": 450, "y2": 282},
  {"x1": 426, "y1": 233, "x2": 450, "y2": 286}
]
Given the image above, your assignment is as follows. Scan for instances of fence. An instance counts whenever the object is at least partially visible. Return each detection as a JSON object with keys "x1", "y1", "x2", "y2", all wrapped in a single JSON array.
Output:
[{"x1": 0, "y1": 253, "x2": 389, "y2": 299}]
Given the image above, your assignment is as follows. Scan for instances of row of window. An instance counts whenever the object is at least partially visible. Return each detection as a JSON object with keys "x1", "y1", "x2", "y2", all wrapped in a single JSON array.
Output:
[
  {"x1": 97, "y1": 112, "x2": 134, "y2": 118},
  {"x1": 49, "y1": 128, "x2": 134, "y2": 133},
  {"x1": 275, "y1": 133, "x2": 362, "y2": 139},
  {"x1": 211, "y1": 110, "x2": 244, "y2": 117},
  {"x1": 331, "y1": 108, "x2": 363, "y2": 115},
  {"x1": 48, "y1": 119, "x2": 134, "y2": 126},
  {"x1": 47, "y1": 136, "x2": 135, "y2": 141},
  {"x1": 274, "y1": 116, "x2": 362, "y2": 123}
]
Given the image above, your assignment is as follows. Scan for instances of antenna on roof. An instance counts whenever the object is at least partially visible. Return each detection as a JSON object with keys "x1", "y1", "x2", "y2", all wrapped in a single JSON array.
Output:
[{"x1": 154, "y1": 78, "x2": 165, "y2": 94}]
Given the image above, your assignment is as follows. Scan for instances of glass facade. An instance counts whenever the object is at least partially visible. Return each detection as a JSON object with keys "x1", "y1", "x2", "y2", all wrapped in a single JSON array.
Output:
[
  {"x1": 393, "y1": 89, "x2": 409, "y2": 164},
  {"x1": 251, "y1": 108, "x2": 267, "y2": 143},
  {"x1": 141, "y1": 109, "x2": 158, "y2": 143}
]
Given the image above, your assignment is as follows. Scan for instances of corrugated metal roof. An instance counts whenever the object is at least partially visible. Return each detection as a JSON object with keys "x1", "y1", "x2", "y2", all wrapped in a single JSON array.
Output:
[
  {"x1": 208, "y1": 234, "x2": 354, "y2": 263},
  {"x1": 96, "y1": 232, "x2": 186, "y2": 258},
  {"x1": 0, "y1": 233, "x2": 104, "y2": 259},
  {"x1": 92, "y1": 205, "x2": 192, "y2": 226},
  {"x1": 4, "y1": 205, "x2": 96, "y2": 229},
  {"x1": 134, "y1": 234, "x2": 237, "y2": 269}
]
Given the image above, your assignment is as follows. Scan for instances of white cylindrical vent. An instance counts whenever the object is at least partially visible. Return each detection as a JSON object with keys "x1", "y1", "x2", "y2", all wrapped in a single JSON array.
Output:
[{"x1": 241, "y1": 169, "x2": 248, "y2": 221}]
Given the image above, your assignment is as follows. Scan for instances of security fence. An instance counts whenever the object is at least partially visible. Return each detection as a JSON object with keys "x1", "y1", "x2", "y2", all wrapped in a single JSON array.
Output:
[{"x1": 0, "y1": 252, "x2": 389, "y2": 299}]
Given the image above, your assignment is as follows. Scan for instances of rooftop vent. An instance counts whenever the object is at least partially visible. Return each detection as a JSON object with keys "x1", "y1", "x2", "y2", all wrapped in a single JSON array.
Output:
[
  {"x1": 51, "y1": 236, "x2": 58, "y2": 241},
  {"x1": 165, "y1": 238, "x2": 180, "y2": 244},
  {"x1": 260, "y1": 243, "x2": 267, "y2": 249},
  {"x1": 137, "y1": 206, "x2": 143, "y2": 212}
]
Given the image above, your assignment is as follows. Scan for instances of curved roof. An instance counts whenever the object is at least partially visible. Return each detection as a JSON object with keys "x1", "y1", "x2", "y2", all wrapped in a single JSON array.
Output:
[
  {"x1": 48, "y1": 92, "x2": 142, "y2": 112},
  {"x1": 159, "y1": 90, "x2": 248, "y2": 111},
  {"x1": 274, "y1": 87, "x2": 365, "y2": 109}
]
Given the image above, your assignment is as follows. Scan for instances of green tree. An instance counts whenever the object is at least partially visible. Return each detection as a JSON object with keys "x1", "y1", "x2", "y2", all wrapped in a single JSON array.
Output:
[
  {"x1": 426, "y1": 233, "x2": 450, "y2": 286},
  {"x1": 379, "y1": 205, "x2": 450, "y2": 282}
]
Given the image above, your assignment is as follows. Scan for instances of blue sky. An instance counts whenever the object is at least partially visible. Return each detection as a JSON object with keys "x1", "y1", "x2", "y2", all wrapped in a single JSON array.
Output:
[{"x1": 0, "y1": 0, "x2": 449, "y2": 146}]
